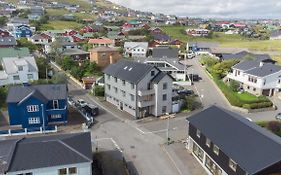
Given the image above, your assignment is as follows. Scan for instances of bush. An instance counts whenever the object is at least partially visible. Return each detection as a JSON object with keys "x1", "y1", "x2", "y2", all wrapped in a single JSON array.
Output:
[
  {"x1": 229, "y1": 80, "x2": 240, "y2": 92},
  {"x1": 93, "y1": 86, "x2": 104, "y2": 97},
  {"x1": 243, "y1": 102, "x2": 273, "y2": 109},
  {"x1": 267, "y1": 121, "x2": 281, "y2": 133}
]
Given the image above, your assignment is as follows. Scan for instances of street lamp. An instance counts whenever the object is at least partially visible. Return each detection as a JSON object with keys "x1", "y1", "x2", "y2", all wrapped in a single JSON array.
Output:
[{"x1": 166, "y1": 113, "x2": 170, "y2": 145}]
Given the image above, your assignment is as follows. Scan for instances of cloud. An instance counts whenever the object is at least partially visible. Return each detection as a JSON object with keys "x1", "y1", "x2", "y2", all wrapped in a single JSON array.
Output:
[{"x1": 109, "y1": 0, "x2": 281, "y2": 18}]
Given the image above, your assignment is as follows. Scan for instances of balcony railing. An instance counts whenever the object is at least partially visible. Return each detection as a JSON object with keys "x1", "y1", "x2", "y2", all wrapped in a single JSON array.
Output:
[
  {"x1": 138, "y1": 100, "x2": 155, "y2": 108},
  {"x1": 138, "y1": 89, "x2": 155, "y2": 96}
]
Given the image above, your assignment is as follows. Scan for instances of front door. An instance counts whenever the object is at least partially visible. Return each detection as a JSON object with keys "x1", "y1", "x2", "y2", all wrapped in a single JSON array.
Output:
[{"x1": 120, "y1": 102, "x2": 123, "y2": 110}]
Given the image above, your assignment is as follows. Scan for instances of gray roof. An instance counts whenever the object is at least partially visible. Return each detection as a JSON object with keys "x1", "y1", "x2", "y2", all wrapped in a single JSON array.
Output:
[
  {"x1": 135, "y1": 57, "x2": 185, "y2": 71},
  {"x1": 151, "y1": 71, "x2": 173, "y2": 83},
  {"x1": 62, "y1": 48, "x2": 89, "y2": 56},
  {"x1": 187, "y1": 106, "x2": 281, "y2": 175},
  {"x1": 221, "y1": 51, "x2": 273, "y2": 62},
  {"x1": 152, "y1": 46, "x2": 179, "y2": 58},
  {"x1": 244, "y1": 63, "x2": 281, "y2": 77},
  {"x1": 124, "y1": 42, "x2": 148, "y2": 50},
  {"x1": 271, "y1": 29, "x2": 281, "y2": 38},
  {"x1": 232, "y1": 60, "x2": 261, "y2": 71},
  {"x1": 0, "y1": 132, "x2": 92, "y2": 173},
  {"x1": 2, "y1": 56, "x2": 38, "y2": 74},
  {"x1": 0, "y1": 36, "x2": 16, "y2": 46},
  {"x1": 103, "y1": 59, "x2": 154, "y2": 84},
  {"x1": 6, "y1": 84, "x2": 67, "y2": 103}
]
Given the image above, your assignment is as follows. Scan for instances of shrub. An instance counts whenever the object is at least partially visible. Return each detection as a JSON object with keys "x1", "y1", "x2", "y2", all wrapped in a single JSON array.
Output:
[
  {"x1": 267, "y1": 121, "x2": 281, "y2": 133},
  {"x1": 229, "y1": 80, "x2": 240, "y2": 92},
  {"x1": 93, "y1": 85, "x2": 104, "y2": 97}
]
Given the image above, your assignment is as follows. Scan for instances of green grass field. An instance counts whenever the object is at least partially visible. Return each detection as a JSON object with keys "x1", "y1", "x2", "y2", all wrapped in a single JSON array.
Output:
[
  {"x1": 161, "y1": 26, "x2": 281, "y2": 51},
  {"x1": 42, "y1": 21, "x2": 83, "y2": 30}
]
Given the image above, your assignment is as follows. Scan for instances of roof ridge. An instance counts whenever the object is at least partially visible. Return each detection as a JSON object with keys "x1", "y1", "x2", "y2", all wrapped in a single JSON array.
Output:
[
  {"x1": 58, "y1": 140, "x2": 92, "y2": 162},
  {"x1": 5, "y1": 138, "x2": 24, "y2": 173}
]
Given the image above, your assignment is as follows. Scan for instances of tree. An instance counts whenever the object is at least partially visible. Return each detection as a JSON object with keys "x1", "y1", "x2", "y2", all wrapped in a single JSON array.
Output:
[
  {"x1": 17, "y1": 38, "x2": 38, "y2": 53},
  {"x1": 70, "y1": 66, "x2": 84, "y2": 79},
  {"x1": 61, "y1": 56, "x2": 78, "y2": 71},
  {"x1": 229, "y1": 80, "x2": 240, "y2": 92},
  {"x1": 200, "y1": 55, "x2": 218, "y2": 67},
  {"x1": 212, "y1": 60, "x2": 239, "y2": 78},
  {"x1": 36, "y1": 57, "x2": 52, "y2": 79},
  {"x1": 0, "y1": 87, "x2": 7, "y2": 109},
  {"x1": 0, "y1": 16, "x2": 8, "y2": 26},
  {"x1": 51, "y1": 72, "x2": 68, "y2": 84},
  {"x1": 93, "y1": 85, "x2": 105, "y2": 97}
]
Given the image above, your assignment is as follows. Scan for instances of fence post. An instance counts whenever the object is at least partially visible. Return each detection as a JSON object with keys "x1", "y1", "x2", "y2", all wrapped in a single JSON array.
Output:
[
  {"x1": 25, "y1": 128, "x2": 27, "y2": 135},
  {"x1": 40, "y1": 127, "x2": 43, "y2": 133},
  {"x1": 8, "y1": 129, "x2": 11, "y2": 136}
]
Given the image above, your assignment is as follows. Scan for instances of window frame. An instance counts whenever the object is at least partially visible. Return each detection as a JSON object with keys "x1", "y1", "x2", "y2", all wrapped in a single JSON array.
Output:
[
  {"x1": 53, "y1": 100, "x2": 59, "y2": 109},
  {"x1": 213, "y1": 145, "x2": 220, "y2": 155},
  {"x1": 196, "y1": 129, "x2": 201, "y2": 138},
  {"x1": 229, "y1": 159, "x2": 237, "y2": 172}
]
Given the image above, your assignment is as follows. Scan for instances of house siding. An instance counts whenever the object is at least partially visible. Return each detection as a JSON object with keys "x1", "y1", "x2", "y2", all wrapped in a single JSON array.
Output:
[{"x1": 189, "y1": 124, "x2": 247, "y2": 175}]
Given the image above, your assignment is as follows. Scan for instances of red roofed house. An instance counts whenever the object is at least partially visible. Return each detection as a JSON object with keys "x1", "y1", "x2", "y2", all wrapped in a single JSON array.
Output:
[
  {"x1": 88, "y1": 37, "x2": 115, "y2": 47},
  {"x1": 80, "y1": 26, "x2": 93, "y2": 33}
]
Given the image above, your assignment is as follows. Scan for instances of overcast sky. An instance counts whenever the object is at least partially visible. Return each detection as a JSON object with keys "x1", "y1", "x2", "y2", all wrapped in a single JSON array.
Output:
[{"x1": 109, "y1": 0, "x2": 281, "y2": 19}]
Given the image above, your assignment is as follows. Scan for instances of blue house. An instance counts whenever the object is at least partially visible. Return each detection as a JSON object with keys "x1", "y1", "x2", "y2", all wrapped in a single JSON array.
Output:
[
  {"x1": 13, "y1": 24, "x2": 33, "y2": 38},
  {"x1": 6, "y1": 84, "x2": 68, "y2": 129}
]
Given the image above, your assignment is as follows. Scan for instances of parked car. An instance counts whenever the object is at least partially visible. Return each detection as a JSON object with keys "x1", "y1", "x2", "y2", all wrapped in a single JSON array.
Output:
[
  {"x1": 275, "y1": 113, "x2": 281, "y2": 120},
  {"x1": 188, "y1": 74, "x2": 200, "y2": 82},
  {"x1": 82, "y1": 104, "x2": 99, "y2": 117},
  {"x1": 77, "y1": 99, "x2": 87, "y2": 107},
  {"x1": 68, "y1": 97, "x2": 75, "y2": 106},
  {"x1": 177, "y1": 89, "x2": 194, "y2": 96}
]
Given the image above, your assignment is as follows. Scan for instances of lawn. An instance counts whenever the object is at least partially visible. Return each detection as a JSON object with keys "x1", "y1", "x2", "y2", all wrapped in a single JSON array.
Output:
[
  {"x1": 271, "y1": 55, "x2": 281, "y2": 65},
  {"x1": 161, "y1": 26, "x2": 281, "y2": 51},
  {"x1": 41, "y1": 21, "x2": 83, "y2": 30}
]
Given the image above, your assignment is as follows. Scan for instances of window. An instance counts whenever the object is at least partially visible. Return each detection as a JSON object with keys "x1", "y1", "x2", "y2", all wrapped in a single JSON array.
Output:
[
  {"x1": 162, "y1": 94, "x2": 167, "y2": 101},
  {"x1": 28, "y1": 117, "x2": 40, "y2": 124},
  {"x1": 206, "y1": 138, "x2": 211, "y2": 147},
  {"x1": 13, "y1": 75, "x2": 20, "y2": 80},
  {"x1": 27, "y1": 105, "x2": 39, "y2": 112},
  {"x1": 163, "y1": 83, "x2": 167, "y2": 90},
  {"x1": 213, "y1": 145, "x2": 219, "y2": 155},
  {"x1": 131, "y1": 83, "x2": 135, "y2": 89},
  {"x1": 122, "y1": 80, "x2": 126, "y2": 86},
  {"x1": 130, "y1": 94, "x2": 134, "y2": 101},
  {"x1": 121, "y1": 90, "x2": 126, "y2": 97},
  {"x1": 253, "y1": 88, "x2": 256, "y2": 91},
  {"x1": 27, "y1": 74, "x2": 33, "y2": 80},
  {"x1": 69, "y1": 167, "x2": 77, "y2": 174},
  {"x1": 18, "y1": 66, "x2": 23, "y2": 71},
  {"x1": 151, "y1": 71, "x2": 155, "y2": 76},
  {"x1": 107, "y1": 84, "x2": 111, "y2": 90},
  {"x1": 114, "y1": 77, "x2": 117, "y2": 83},
  {"x1": 193, "y1": 143, "x2": 204, "y2": 162},
  {"x1": 53, "y1": 100, "x2": 59, "y2": 109},
  {"x1": 229, "y1": 159, "x2": 237, "y2": 172},
  {"x1": 51, "y1": 114, "x2": 61, "y2": 119},
  {"x1": 205, "y1": 155, "x2": 222, "y2": 175},
  {"x1": 107, "y1": 75, "x2": 110, "y2": 80},
  {"x1": 114, "y1": 87, "x2": 118, "y2": 93},
  {"x1": 196, "y1": 129, "x2": 201, "y2": 138},
  {"x1": 162, "y1": 106, "x2": 167, "y2": 113},
  {"x1": 58, "y1": 168, "x2": 67, "y2": 175}
]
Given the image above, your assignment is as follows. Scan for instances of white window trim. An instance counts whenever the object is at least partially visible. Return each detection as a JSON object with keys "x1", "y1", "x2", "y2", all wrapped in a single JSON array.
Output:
[
  {"x1": 53, "y1": 100, "x2": 59, "y2": 109},
  {"x1": 213, "y1": 145, "x2": 220, "y2": 155},
  {"x1": 206, "y1": 138, "x2": 211, "y2": 147},
  {"x1": 27, "y1": 105, "x2": 39, "y2": 112},
  {"x1": 196, "y1": 129, "x2": 201, "y2": 138},
  {"x1": 229, "y1": 159, "x2": 237, "y2": 172}
]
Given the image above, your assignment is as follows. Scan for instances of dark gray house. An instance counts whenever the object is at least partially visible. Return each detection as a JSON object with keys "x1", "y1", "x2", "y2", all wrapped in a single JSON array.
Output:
[
  {"x1": 187, "y1": 106, "x2": 281, "y2": 175},
  {"x1": 0, "y1": 132, "x2": 93, "y2": 175},
  {"x1": 152, "y1": 46, "x2": 179, "y2": 58}
]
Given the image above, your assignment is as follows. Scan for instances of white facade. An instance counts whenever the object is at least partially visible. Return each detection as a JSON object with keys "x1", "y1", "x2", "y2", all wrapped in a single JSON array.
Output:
[
  {"x1": 227, "y1": 66, "x2": 281, "y2": 96},
  {"x1": 104, "y1": 67, "x2": 173, "y2": 118},
  {"x1": 124, "y1": 42, "x2": 148, "y2": 58},
  {"x1": 7, "y1": 162, "x2": 92, "y2": 175},
  {"x1": 0, "y1": 56, "x2": 38, "y2": 86}
]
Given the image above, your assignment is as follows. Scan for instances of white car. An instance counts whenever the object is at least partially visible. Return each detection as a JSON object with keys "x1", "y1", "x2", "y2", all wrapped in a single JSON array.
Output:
[{"x1": 77, "y1": 99, "x2": 87, "y2": 107}]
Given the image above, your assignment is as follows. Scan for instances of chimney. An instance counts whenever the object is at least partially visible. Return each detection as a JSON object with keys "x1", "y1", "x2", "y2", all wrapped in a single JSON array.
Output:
[{"x1": 259, "y1": 62, "x2": 264, "y2": 67}]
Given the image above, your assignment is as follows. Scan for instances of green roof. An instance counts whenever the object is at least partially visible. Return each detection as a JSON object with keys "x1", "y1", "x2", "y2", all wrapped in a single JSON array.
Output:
[{"x1": 0, "y1": 47, "x2": 30, "y2": 60}]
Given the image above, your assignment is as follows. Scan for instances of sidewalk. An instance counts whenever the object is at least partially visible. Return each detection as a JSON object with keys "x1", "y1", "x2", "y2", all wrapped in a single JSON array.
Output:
[{"x1": 164, "y1": 143, "x2": 207, "y2": 175}]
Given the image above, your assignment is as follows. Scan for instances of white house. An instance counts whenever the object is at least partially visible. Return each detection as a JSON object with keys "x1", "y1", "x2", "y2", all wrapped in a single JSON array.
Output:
[
  {"x1": 0, "y1": 132, "x2": 93, "y2": 175},
  {"x1": 124, "y1": 42, "x2": 148, "y2": 58},
  {"x1": 0, "y1": 56, "x2": 38, "y2": 86},
  {"x1": 227, "y1": 60, "x2": 281, "y2": 96}
]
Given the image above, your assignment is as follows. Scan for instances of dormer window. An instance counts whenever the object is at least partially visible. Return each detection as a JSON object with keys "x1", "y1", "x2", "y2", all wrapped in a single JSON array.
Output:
[{"x1": 53, "y1": 100, "x2": 59, "y2": 109}]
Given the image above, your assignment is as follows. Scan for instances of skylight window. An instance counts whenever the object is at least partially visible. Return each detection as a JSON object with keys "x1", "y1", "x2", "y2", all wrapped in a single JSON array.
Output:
[
  {"x1": 124, "y1": 66, "x2": 128, "y2": 70},
  {"x1": 128, "y1": 67, "x2": 132, "y2": 71}
]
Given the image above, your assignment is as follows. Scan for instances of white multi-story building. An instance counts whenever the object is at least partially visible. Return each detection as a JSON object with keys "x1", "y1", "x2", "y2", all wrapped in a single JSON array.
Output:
[
  {"x1": 0, "y1": 56, "x2": 38, "y2": 86},
  {"x1": 103, "y1": 59, "x2": 173, "y2": 119},
  {"x1": 227, "y1": 60, "x2": 281, "y2": 96},
  {"x1": 124, "y1": 42, "x2": 148, "y2": 58},
  {"x1": 0, "y1": 132, "x2": 93, "y2": 175}
]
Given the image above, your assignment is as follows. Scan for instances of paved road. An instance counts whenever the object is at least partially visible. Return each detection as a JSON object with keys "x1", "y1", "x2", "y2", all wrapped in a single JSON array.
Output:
[
  {"x1": 181, "y1": 57, "x2": 279, "y2": 121},
  {"x1": 67, "y1": 79, "x2": 192, "y2": 175}
]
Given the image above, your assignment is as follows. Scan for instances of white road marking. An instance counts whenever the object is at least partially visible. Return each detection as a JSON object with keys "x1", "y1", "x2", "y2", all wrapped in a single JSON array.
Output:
[{"x1": 93, "y1": 138, "x2": 123, "y2": 153}]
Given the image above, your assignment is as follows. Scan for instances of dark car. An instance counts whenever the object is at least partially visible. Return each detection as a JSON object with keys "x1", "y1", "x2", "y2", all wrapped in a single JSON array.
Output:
[
  {"x1": 177, "y1": 89, "x2": 194, "y2": 96},
  {"x1": 82, "y1": 104, "x2": 99, "y2": 117},
  {"x1": 188, "y1": 74, "x2": 200, "y2": 82}
]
